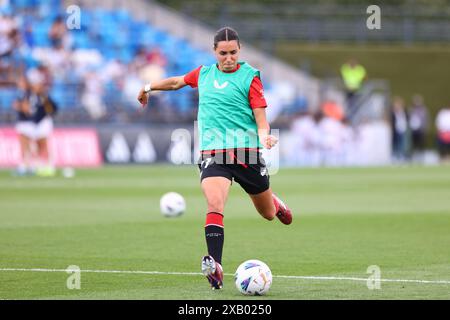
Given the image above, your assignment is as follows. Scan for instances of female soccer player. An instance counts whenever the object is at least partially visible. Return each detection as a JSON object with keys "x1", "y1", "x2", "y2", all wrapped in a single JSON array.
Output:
[
  {"x1": 26, "y1": 65, "x2": 58, "y2": 177},
  {"x1": 137, "y1": 27, "x2": 292, "y2": 290}
]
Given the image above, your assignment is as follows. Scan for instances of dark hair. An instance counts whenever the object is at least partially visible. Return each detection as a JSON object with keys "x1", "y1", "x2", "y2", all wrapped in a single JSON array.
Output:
[{"x1": 214, "y1": 27, "x2": 240, "y2": 49}]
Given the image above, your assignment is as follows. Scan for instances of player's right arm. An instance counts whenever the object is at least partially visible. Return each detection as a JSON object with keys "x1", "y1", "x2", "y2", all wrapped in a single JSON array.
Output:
[{"x1": 137, "y1": 76, "x2": 187, "y2": 107}]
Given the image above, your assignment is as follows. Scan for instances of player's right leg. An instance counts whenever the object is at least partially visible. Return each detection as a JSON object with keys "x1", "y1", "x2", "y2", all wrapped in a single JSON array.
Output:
[
  {"x1": 201, "y1": 255, "x2": 224, "y2": 290},
  {"x1": 200, "y1": 176, "x2": 230, "y2": 289}
]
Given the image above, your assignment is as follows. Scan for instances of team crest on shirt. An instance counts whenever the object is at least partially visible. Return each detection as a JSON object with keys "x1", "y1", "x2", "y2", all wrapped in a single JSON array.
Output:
[{"x1": 214, "y1": 80, "x2": 229, "y2": 89}]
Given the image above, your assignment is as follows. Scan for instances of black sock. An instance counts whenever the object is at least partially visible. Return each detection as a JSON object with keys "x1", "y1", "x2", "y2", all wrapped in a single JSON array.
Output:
[
  {"x1": 205, "y1": 212, "x2": 224, "y2": 264},
  {"x1": 205, "y1": 225, "x2": 224, "y2": 265}
]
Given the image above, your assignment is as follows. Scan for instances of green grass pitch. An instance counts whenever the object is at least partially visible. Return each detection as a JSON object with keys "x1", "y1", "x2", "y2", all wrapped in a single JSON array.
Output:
[{"x1": 0, "y1": 165, "x2": 449, "y2": 299}]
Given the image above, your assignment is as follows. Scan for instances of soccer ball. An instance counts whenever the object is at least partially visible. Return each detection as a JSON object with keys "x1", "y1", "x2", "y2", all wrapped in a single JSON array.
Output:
[
  {"x1": 62, "y1": 167, "x2": 75, "y2": 178},
  {"x1": 234, "y1": 259, "x2": 272, "y2": 295},
  {"x1": 160, "y1": 192, "x2": 186, "y2": 217}
]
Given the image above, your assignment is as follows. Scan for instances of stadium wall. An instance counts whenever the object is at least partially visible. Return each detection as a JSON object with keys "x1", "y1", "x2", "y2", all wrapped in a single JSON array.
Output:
[{"x1": 1, "y1": 123, "x2": 391, "y2": 168}]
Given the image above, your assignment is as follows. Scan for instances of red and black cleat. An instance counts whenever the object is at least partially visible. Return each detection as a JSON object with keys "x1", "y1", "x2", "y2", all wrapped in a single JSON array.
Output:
[
  {"x1": 201, "y1": 255, "x2": 223, "y2": 290},
  {"x1": 272, "y1": 193, "x2": 293, "y2": 225}
]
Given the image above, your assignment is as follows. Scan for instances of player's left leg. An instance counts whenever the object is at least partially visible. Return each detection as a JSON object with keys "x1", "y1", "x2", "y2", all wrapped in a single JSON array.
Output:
[
  {"x1": 231, "y1": 149, "x2": 293, "y2": 225},
  {"x1": 35, "y1": 137, "x2": 55, "y2": 177},
  {"x1": 249, "y1": 189, "x2": 293, "y2": 225},
  {"x1": 249, "y1": 188, "x2": 276, "y2": 220},
  {"x1": 35, "y1": 117, "x2": 55, "y2": 177}
]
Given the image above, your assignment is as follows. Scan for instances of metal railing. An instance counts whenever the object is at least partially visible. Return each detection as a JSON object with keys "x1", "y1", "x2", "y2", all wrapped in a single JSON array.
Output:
[
  {"x1": 348, "y1": 80, "x2": 390, "y2": 126},
  {"x1": 319, "y1": 77, "x2": 390, "y2": 126}
]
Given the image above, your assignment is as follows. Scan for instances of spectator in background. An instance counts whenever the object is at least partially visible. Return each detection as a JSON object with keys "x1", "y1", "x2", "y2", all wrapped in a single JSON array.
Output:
[
  {"x1": 134, "y1": 48, "x2": 167, "y2": 111},
  {"x1": 391, "y1": 96, "x2": 410, "y2": 162},
  {"x1": 48, "y1": 16, "x2": 69, "y2": 49},
  {"x1": 0, "y1": 15, "x2": 18, "y2": 56},
  {"x1": 408, "y1": 94, "x2": 429, "y2": 157},
  {"x1": 131, "y1": 46, "x2": 150, "y2": 71},
  {"x1": 321, "y1": 99, "x2": 344, "y2": 122},
  {"x1": 81, "y1": 67, "x2": 106, "y2": 120},
  {"x1": 0, "y1": 11, "x2": 20, "y2": 85},
  {"x1": 137, "y1": 50, "x2": 167, "y2": 86},
  {"x1": 32, "y1": 42, "x2": 72, "y2": 80},
  {"x1": 341, "y1": 117, "x2": 359, "y2": 166},
  {"x1": 290, "y1": 111, "x2": 320, "y2": 166},
  {"x1": 131, "y1": 46, "x2": 167, "y2": 71},
  {"x1": 435, "y1": 106, "x2": 450, "y2": 161},
  {"x1": 147, "y1": 46, "x2": 167, "y2": 67},
  {"x1": 318, "y1": 110, "x2": 345, "y2": 166},
  {"x1": 340, "y1": 58, "x2": 367, "y2": 116}
]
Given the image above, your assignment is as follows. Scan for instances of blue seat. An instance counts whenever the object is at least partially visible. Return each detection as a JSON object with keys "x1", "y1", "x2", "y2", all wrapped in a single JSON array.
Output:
[
  {"x1": 49, "y1": 86, "x2": 66, "y2": 109},
  {"x1": 72, "y1": 32, "x2": 91, "y2": 49},
  {"x1": 114, "y1": 9, "x2": 132, "y2": 23},
  {"x1": 118, "y1": 49, "x2": 133, "y2": 64},
  {"x1": 32, "y1": 21, "x2": 52, "y2": 47},
  {"x1": 8, "y1": 4, "x2": 265, "y2": 117},
  {"x1": 0, "y1": 89, "x2": 18, "y2": 110},
  {"x1": 12, "y1": 0, "x2": 39, "y2": 10}
]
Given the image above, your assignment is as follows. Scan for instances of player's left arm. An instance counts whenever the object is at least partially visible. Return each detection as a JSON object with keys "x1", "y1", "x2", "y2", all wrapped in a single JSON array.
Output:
[
  {"x1": 253, "y1": 108, "x2": 278, "y2": 150},
  {"x1": 250, "y1": 77, "x2": 278, "y2": 149}
]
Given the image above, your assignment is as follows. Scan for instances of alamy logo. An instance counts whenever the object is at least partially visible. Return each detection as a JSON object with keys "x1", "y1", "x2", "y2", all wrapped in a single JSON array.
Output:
[
  {"x1": 366, "y1": 5, "x2": 381, "y2": 30},
  {"x1": 367, "y1": 265, "x2": 381, "y2": 290},
  {"x1": 214, "y1": 80, "x2": 229, "y2": 89},
  {"x1": 66, "y1": 5, "x2": 81, "y2": 30},
  {"x1": 66, "y1": 265, "x2": 81, "y2": 290}
]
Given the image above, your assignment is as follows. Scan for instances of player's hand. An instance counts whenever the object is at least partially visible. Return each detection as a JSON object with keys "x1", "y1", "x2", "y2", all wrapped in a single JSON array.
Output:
[
  {"x1": 260, "y1": 134, "x2": 278, "y2": 149},
  {"x1": 137, "y1": 89, "x2": 149, "y2": 107}
]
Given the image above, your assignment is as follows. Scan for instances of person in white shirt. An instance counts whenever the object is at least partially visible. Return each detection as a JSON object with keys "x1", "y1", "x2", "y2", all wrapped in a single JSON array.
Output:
[
  {"x1": 435, "y1": 106, "x2": 450, "y2": 160},
  {"x1": 391, "y1": 96, "x2": 410, "y2": 162}
]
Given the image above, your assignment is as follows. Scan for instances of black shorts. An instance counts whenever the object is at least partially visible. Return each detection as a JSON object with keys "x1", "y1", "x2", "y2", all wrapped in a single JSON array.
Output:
[{"x1": 198, "y1": 149, "x2": 270, "y2": 195}]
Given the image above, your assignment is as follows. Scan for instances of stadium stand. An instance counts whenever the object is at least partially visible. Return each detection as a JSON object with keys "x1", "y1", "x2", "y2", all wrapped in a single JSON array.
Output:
[
  {"x1": 0, "y1": 0, "x2": 220, "y2": 123},
  {"x1": 0, "y1": 0, "x2": 321, "y2": 125}
]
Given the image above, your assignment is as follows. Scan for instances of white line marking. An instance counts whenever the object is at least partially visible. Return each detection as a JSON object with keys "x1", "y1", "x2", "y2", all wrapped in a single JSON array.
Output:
[
  {"x1": 274, "y1": 275, "x2": 450, "y2": 284},
  {"x1": 0, "y1": 268, "x2": 449, "y2": 285}
]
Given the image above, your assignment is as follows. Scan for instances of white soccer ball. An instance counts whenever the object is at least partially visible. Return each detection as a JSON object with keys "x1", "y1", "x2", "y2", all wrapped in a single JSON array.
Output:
[
  {"x1": 160, "y1": 192, "x2": 186, "y2": 217},
  {"x1": 234, "y1": 259, "x2": 273, "y2": 296},
  {"x1": 62, "y1": 167, "x2": 75, "y2": 178}
]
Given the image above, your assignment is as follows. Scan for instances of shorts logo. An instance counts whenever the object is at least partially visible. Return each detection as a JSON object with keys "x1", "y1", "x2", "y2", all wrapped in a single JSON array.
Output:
[
  {"x1": 202, "y1": 158, "x2": 213, "y2": 169},
  {"x1": 260, "y1": 167, "x2": 267, "y2": 176},
  {"x1": 214, "y1": 80, "x2": 229, "y2": 89}
]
